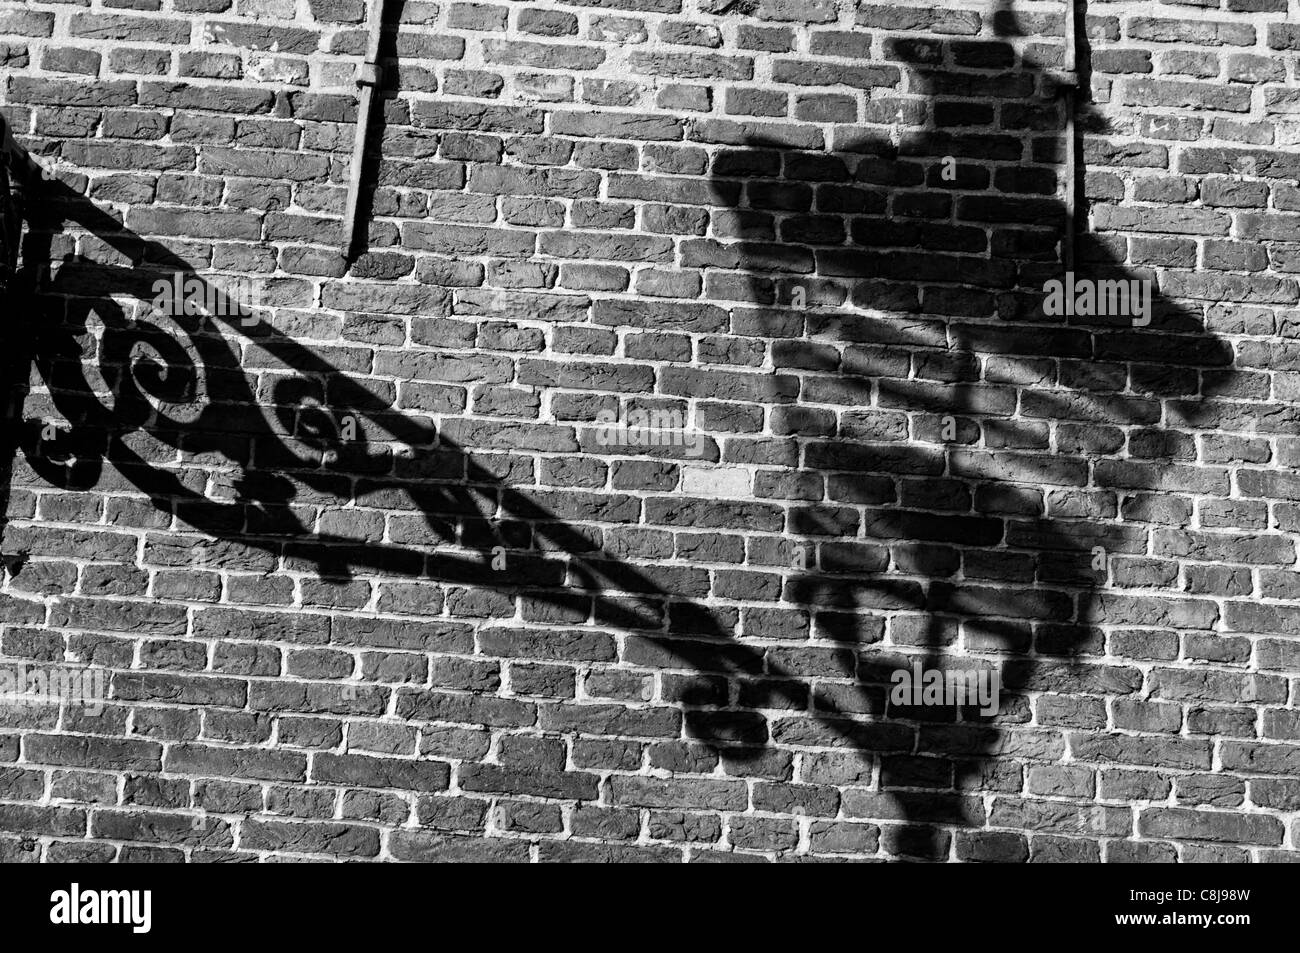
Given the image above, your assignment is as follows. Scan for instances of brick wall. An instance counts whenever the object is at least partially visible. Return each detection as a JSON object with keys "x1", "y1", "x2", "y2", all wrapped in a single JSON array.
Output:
[{"x1": 1, "y1": 0, "x2": 1298, "y2": 862}]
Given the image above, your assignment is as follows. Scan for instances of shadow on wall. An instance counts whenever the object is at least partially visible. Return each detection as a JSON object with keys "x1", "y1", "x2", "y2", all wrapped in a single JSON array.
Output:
[
  {"x1": 0, "y1": 1, "x2": 1235, "y2": 860},
  {"x1": 702, "y1": 2, "x2": 1235, "y2": 852}
]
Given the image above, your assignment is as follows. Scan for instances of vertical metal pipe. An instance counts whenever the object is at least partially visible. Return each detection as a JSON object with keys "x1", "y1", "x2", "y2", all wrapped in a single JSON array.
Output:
[
  {"x1": 1062, "y1": 0, "x2": 1078, "y2": 272},
  {"x1": 342, "y1": 0, "x2": 387, "y2": 257},
  {"x1": 0, "y1": 113, "x2": 42, "y2": 292},
  {"x1": 0, "y1": 115, "x2": 20, "y2": 296}
]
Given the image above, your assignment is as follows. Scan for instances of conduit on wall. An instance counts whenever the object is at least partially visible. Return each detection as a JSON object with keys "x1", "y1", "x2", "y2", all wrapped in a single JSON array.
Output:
[
  {"x1": 1059, "y1": 0, "x2": 1080, "y2": 271},
  {"x1": 342, "y1": 0, "x2": 388, "y2": 257}
]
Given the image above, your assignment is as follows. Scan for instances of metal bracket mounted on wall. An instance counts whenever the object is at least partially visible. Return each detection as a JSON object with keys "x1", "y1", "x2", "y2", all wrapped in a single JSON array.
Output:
[
  {"x1": 341, "y1": 0, "x2": 387, "y2": 258},
  {"x1": 0, "y1": 114, "x2": 45, "y2": 184},
  {"x1": 1, "y1": 113, "x2": 44, "y2": 300}
]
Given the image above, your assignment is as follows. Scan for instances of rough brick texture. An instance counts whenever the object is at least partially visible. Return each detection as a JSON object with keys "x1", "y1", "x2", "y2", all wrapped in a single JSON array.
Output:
[{"x1": 1, "y1": 0, "x2": 1298, "y2": 863}]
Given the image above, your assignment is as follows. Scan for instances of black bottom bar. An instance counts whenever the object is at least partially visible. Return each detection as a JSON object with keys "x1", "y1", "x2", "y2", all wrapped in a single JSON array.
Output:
[{"x1": 0, "y1": 863, "x2": 1280, "y2": 943}]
